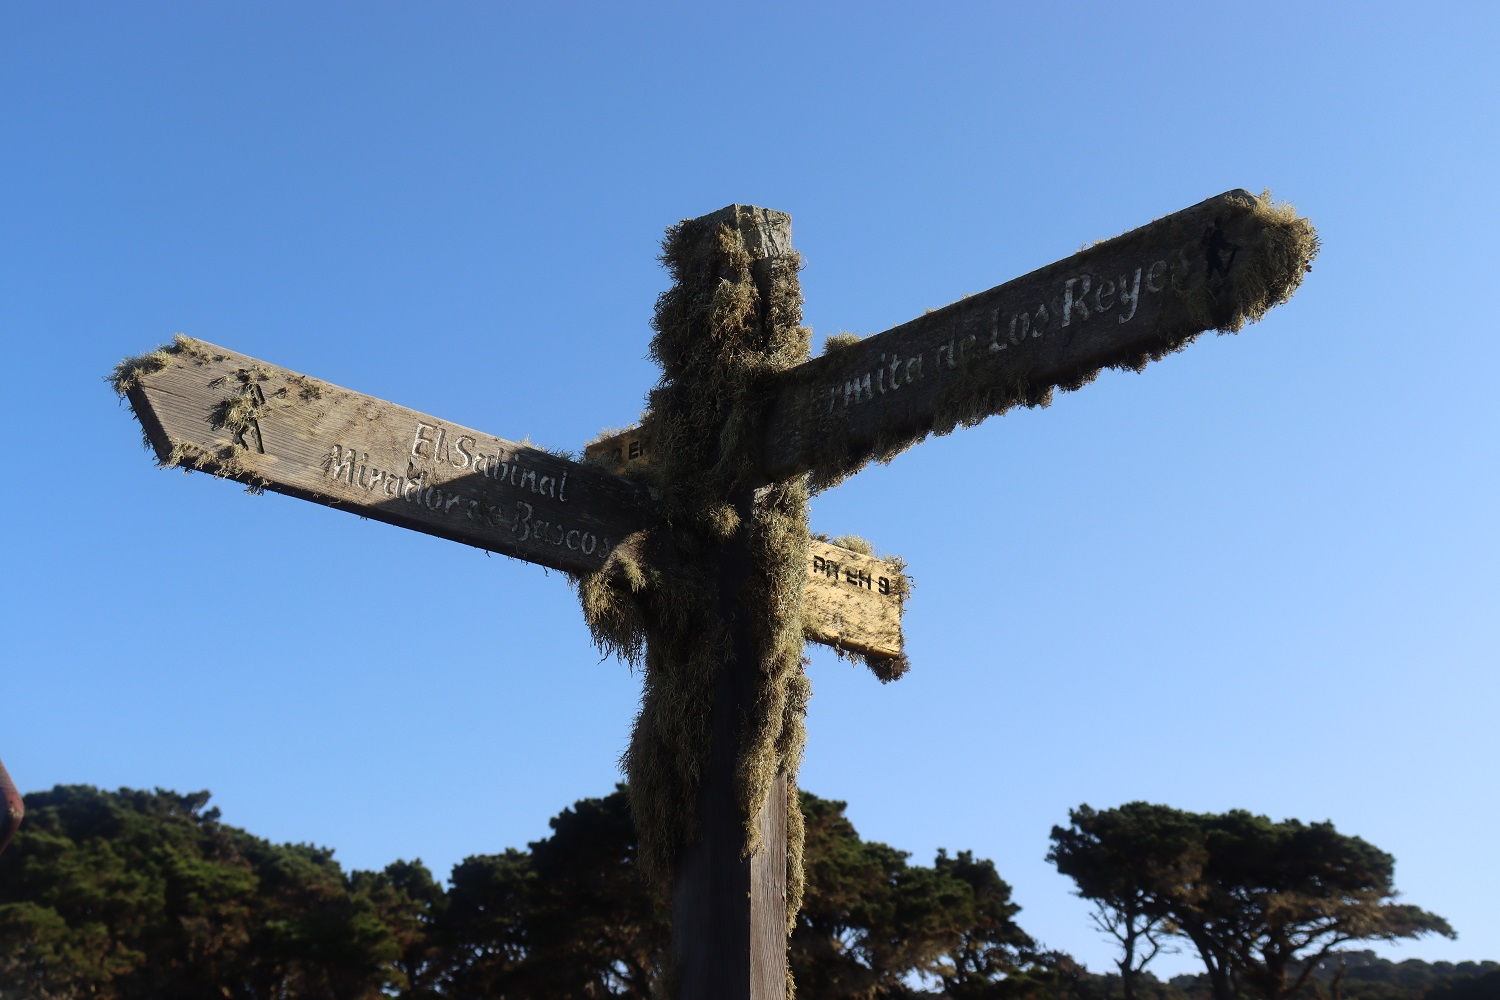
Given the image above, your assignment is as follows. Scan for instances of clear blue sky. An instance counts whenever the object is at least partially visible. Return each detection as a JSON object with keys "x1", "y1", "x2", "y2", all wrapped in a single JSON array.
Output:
[{"x1": 5, "y1": 1, "x2": 1496, "y2": 978}]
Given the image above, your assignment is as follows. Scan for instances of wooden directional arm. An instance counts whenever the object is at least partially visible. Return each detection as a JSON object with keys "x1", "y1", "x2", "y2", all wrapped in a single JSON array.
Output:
[
  {"x1": 758, "y1": 189, "x2": 1316, "y2": 483},
  {"x1": 120, "y1": 339, "x2": 656, "y2": 576}
]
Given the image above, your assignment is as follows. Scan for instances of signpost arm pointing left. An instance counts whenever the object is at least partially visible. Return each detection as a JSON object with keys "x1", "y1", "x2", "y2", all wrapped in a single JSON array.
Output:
[{"x1": 113, "y1": 338, "x2": 656, "y2": 576}]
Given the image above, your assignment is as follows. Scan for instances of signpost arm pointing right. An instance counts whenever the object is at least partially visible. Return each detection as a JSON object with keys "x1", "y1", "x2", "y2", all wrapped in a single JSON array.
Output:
[{"x1": 759, "y1": 189, "x2": 1317, "y2": 486}]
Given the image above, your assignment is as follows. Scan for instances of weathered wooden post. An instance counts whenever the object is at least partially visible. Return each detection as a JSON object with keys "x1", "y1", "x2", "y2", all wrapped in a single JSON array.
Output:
[{"x1": 633, "y1": 206, "x2": 803, "y2": 999}]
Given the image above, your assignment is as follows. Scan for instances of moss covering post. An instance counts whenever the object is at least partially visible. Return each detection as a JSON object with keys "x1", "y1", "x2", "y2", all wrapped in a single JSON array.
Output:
[{"x1": 577, "y1": 205, "x2": 809, "y2": 999}]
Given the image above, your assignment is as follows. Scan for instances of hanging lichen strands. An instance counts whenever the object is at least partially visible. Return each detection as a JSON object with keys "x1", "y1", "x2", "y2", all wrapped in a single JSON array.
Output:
[
  {"x1": 110, "y1": 335, "x2": 270, "y2": 492},
  {"x1": 573, "y1": 210, "x2": 816, "y2": 962},
  {"x1": 108, "y1": 333, "x2": 217, "y2": 396}
]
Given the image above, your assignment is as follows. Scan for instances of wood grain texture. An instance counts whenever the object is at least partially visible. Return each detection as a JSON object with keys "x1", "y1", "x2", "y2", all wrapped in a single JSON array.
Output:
[
  {"x1": 761, "y1": 189, "x2": 1299, "y2": 481},
  {"x1": 749, "y1": 771, "x2": 789, "y2": 999},
  {"x1": 586, "y1": 427, "x2": 905, "y2": 657},
  {"x1": 126, "y1": 340, "x2": 655, "y2": 575}
]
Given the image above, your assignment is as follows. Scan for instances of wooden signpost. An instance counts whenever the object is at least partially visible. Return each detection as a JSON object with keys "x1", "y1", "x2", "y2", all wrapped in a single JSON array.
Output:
[{"x1": 117, "y1": 189, "x2": 1315, "y2": 999}]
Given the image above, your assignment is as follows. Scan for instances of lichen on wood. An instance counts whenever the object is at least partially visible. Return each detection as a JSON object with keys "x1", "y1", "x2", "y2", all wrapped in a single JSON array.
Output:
[
  {"x1": 773, "y1": 189, "x2": 1320, "y2": 493},
  {"x1": 822, "y1": 331, "x2": 863, "y2": 354},
  {"x1": 111, "y1": 335, "x2": 238, "y2": 465},
  {"x1": 108, "y1": 334, "x2": 216, "y2": 397},
  {"x1": 573, "y1": 209, "x2": 815, "y2": 953},
  {"x1": 164, "y1": 441, "x2": 269, "y2": 493},
  {"x1": 1218, "y1": 190, "x2": 1320, "y2": 329},
  {"x1": 112, "y1": 338, "x2": 285, "y2": 494},
  {"x1": 823, "y1": 533, "x2": 872, "y2": 555}
]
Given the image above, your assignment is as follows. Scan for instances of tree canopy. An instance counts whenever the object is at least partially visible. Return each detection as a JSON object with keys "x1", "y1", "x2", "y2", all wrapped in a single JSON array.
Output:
[
  {"x1": 0, "y1": 786, "x2": 398, "y2": 999},
  {"x1": 3, "y1": 787, "x2": 1480, "y2": 999},
  {"x1": 0, "y1": 784, "x2": 1038, "y2": 999},
  {"x1": 1048, "y1": 803, "x2": 1455, "y2": 1000}
]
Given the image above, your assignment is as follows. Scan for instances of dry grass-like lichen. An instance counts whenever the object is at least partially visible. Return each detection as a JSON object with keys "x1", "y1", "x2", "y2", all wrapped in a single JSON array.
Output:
[
  {"x1": 822, "y1": 331, "x2": 863, "y2": 354},
  {"x1": 111, "y1": 336, "x2": 267, "y2": 493},
  {"x1": 108, "y1": 334, "x2": 214, "y2": 397},
  {"x1": 572, "y1": 211, "x2": 816, "y2": 971},
  {"x1": 165, "y1": 442, "x2": 268, "y2": 494}
]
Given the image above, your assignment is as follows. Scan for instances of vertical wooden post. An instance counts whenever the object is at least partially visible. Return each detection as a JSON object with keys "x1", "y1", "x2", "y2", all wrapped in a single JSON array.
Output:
[
  {"x1": 668, "y1": 206, "x2": 796, "y2": 1000},
  {"x1": 671, "y1": 492, "x2": 789, "y2": 999}
]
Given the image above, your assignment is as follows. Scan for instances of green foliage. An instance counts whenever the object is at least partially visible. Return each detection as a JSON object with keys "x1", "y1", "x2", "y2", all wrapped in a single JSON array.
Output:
[
  {"x1": 352, "y1": 860, "x2": 448, "y2": 998},
  {"x1": 436, "y1": 787, "x2": 1037, "y2": 998},
  {"x1": 0, "y1": 784, "x2": 1041, "y2": 999},
  {"x1": 438, "y1": 849, "x2": 531, "y2": 997},
  {"x1": 1047, "y1": 803, "x2": 1200, "y2": 999},
  {"x1": 792, "y1": 792, "x2": 1033, "y2": 998},
  {"x1": 9, "y1": 786, "x2": 1483, "y2": 1000},
  {"x1": 510, "y1": 790, "x2": 668, "y2": 997},
  {"x1": 0, "y1": 785, "x2": 399, "y2": 999},
  {"x1": 1425, "y1": 968, "x2": 1500, "y2": 1000},
  {"x1": 1163, "y1": 950, "x2": 1500, "y2": 1000},
  {"x1": 1049, "y1": 804, "x2": 1454, "y2": 1000},
  {"x1": 430, "y1": 791, "x2": 669, "y2": 998}
]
